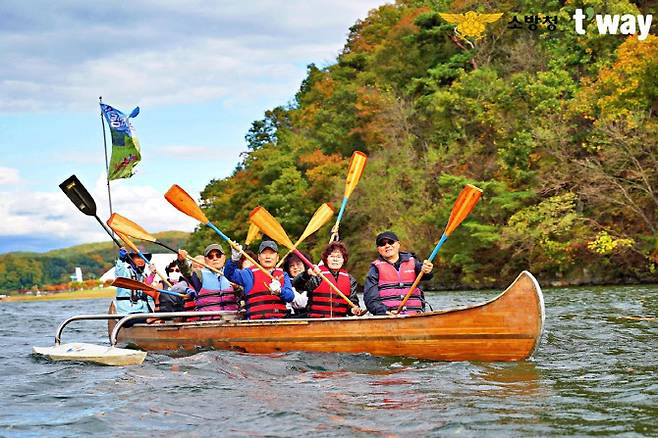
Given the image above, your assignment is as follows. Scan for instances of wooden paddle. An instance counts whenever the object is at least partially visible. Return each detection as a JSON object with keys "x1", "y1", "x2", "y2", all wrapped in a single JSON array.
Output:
[
  {"x1": 59, "y1": 175, "x2": 122, "y2": 247},
  {"x1": 107, "y1": 212, "x2": 224, "y2": 275},
  {"x1": 250, "y1": 206, "x2": 359, "y2": 311},
  {"x1": 245, "y1": 223, "x2": 262, "y2": 246},
  {"x1": 276, "y1": 203, "x2": 335, "y2": 268},
  {"x1": 396, "y1": 184, "x2": 483, "y2": 314},
  {"x1": 114, "y1": 231, "x2": 173, "y2": 288},
  {"x1": 329, "y1": 151, "x2": 367, "y2": 242},
  {"x1": 111, "y1": 277, "x2": 188, "y2": 299},
  {"x1": 164, "y1": 184, "x2": 273, "y2": 280}
]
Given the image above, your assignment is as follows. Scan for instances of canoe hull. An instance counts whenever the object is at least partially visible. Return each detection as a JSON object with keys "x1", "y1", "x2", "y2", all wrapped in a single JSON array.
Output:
[{"x1": 109, "y1": 271, "x2": 544, "y2": 362}]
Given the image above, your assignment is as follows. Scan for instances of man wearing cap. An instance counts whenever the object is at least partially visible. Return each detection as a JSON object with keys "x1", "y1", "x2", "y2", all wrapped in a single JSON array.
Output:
[
  {"x1": 224, "y1": 240, "x2": 294, "y2": 320},
  {"x1": 114, "y1": 247, "x2": 157, "y2": 316},
  {"x1": 175, "y1": 244, "x2": 239, "y2": 318},
  {"x1": 363, "y1": 231, "x2": 434, "y2": 316}
]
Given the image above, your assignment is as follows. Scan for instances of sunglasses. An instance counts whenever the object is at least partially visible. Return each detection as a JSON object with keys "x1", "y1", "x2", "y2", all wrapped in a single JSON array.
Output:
[
  {"x1": 377, "y1": 239, "x2": 396, "y2": 247},
  {"x1": 169, "y1": 268, "x2": 180, "y2": 273},
  {"x1": 206, "y1": 252, "x2": 224, "y2": 260}
]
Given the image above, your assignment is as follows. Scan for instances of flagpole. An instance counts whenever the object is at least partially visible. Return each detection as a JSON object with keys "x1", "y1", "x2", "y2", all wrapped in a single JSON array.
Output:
[{"x1": 99, "y1": 96, "x2": 114, "y2": 217}]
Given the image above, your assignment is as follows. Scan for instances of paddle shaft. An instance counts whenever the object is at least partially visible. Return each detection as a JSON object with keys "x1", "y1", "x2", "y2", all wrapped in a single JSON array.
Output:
[
  {"x1": 94, "y1": 216, "x2": 123, "y2": 247},
  {"x1": 396, "y1": 234, "x2": 447, "y2": 313},
  {"x1": 206, "y1": 222, "x2": 274, "y2": 280},
  {"x1": 291, "y1": 249, "x2": 358, "y2": 310},
  {"x1": 329, "y1": 197, "x2": 348, "y2": 242}
]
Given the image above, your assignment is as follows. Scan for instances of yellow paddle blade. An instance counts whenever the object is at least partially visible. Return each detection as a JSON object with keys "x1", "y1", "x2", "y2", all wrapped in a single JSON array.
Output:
[
  {"x1": 444, "y1": 184, "x2": 483, "y2": 236},
  {"x1": 344, "y1": 151, "x2": 367, "y2": 198},
  {"x1": 245, "y1": 223, "x2": 262, "y2": 246},
  {"x1": 164, "y1": 184, "x2": 209, "y2": 224},
  {"x1": 298, "y1": 203, "x2": 335, "y2": 242},
  {"x1": 111, "y1": 277, "x2": 158, "y2": 294},
  {"x1": 249, "y1": 206, "x2": 294, "y2": 249},
  {"x1": 107, "y1": 213, "x2": 156, "y2": 242}
]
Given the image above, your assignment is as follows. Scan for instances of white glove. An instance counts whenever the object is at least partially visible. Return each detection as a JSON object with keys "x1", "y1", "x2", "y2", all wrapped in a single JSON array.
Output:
[
  {"x1": 231, "y1": 244, "x2": 242, "y2": 262},
  {"x1": 269, "y1": 279, "x2": 281, "y2": 295}
]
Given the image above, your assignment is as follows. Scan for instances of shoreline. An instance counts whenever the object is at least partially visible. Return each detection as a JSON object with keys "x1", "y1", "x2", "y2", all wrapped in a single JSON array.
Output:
[{"x1": 0, "y1": 288, "x2": 114, "y2": 303}]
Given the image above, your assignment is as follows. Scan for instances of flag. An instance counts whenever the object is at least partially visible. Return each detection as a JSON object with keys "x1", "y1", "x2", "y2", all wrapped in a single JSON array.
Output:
[{"x1": 100, "y1": 103, "x2": 142, "y2": 180}]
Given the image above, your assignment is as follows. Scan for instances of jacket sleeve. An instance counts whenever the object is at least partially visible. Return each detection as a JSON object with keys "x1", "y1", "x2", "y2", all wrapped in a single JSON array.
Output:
[
  {"x1": 364, "y1": 264, "x2": 387, "y2": 315},
  {"x1": 279, "y1": 273, "x2": 294, "y2": 303},
  {"x1": 224, "y1": 259, "x2": 253, "y2": 291},
  {"x1": 177, "y1": 258, "x2": 192, "y2": 281},
  {"x1": 189, "y1": 271, "x2": 203, "y2": 293},
  {"x1": 302, "y1": 272, "x2": 322, "y2": 292},
  {"x1": 348, "y1": 274, "x2": 361, "y2": 308}
]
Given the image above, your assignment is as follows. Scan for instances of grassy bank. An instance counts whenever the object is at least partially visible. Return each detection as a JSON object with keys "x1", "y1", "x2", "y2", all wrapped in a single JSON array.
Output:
[{"x1": 0, "y1": 288, "x2": 114, "y2": 302}]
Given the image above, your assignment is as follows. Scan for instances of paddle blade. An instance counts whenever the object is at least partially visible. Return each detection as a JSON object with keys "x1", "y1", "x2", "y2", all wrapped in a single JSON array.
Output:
[
  {"x1": 59, "y1": 175, "x2": 97, "y2": 216},
  {"x1": 111, "y1": 277, "x2": 158, "y2": 294},
  {"x1": 245, "y1": 223, "x2": 262, "y2": 246},
  {"x1": 107, "y1": 213, "x2": 156, "y2": 242},
  {"x1": 164, "y1": 184, "x2": 209, "y2": 224},
  {"x1": 249, "y1": 207, "x2": 294, "y2": 249},
  {"x1": 298, "y1": 203, "x2": 335, "y2": 242},
  {"x1": 444, "y1": 184, "x2": 483, "y2": 236},
  {"x1": 343, "y1": 151, "x2": 367, "y2": 198}
]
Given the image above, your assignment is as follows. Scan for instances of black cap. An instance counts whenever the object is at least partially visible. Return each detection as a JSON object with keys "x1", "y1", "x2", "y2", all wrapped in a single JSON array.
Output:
[
  {"x1": 375, "y1": 231, "x2": 399, "y2": 246},
  {"x1": 204, "y1": 243, "x2": 225, "y2": 256},
  {"x1": 259, "y1": 240, "x2": 278, "y2": 253},
  {"x1": 129, "y1": 247, "x2": 152, "y2": 261}
]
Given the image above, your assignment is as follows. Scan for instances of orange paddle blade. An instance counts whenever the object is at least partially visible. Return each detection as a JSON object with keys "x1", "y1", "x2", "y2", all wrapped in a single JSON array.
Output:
[
  {"x1": 249, "y1": 206, "x2": 294, "y2": 249},
  {"x1": 298, "y1": 203, "x2": 335, "y2": 243},
  {"x1": 107, "y1": 213, "x2": 156, "y2": 242},
  {"x1": 344, "y1": 151, "x2": 367, "y2": 198},
  {"x1": 444, "y1": 184, "x2": 483, "y2": 236},
  {"x1": 245, "y1": 223, "x2": 262, "y2": 246},
  {"x1": 111, "y1": 277, "x2": 158, "y2": 293},
  {"x1": 164, "y1": 184, "x2": 209, "y2": 224}
]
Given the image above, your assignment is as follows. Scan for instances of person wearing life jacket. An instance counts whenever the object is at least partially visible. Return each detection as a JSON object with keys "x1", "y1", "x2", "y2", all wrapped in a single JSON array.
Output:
[
  {"x1": 156, "y1": 260, "x2": 195, "y2": 313},
  {"x1": 297, "y1": 242, "x2": 364, "y2": 318},
  {"x1": 176, "y1": 244, "x2": 240, "y2": 320},
  {"x1": 114, "y1": 247, "x2": 157, "y2": 324},
  {"x1": 363, "y1": 231, "x2": 434, "y2": 316},
  {"x1": 282, "y1": 251, "x2": 311, "y2": 318},
  {"x1": 224, "y1": 240, "x2": 294, "y2": 320}
]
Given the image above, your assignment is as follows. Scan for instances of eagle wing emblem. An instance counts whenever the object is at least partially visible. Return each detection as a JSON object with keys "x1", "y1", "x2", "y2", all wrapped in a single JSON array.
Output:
[
  {"x1": 438, "y1": 13, "x2": 467, "y2": 24},
  {"x1": 477, "y1": 13, "x2": 504, "y2": 24}
]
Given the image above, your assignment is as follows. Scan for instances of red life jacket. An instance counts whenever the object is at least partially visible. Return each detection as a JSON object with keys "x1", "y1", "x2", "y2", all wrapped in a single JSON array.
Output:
[
  {"x1": 373, "y1": 257, "x2": 423, "y2": 314},
  {"x1": 246, "y1": 267, "x2": 287, "y2": 320},
  {"x1": 308, "y1": 266, "x2": 351, "y2": 318}
]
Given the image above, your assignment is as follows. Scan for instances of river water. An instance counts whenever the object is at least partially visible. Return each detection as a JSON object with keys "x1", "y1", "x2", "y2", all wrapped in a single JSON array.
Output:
[{"x1": 1, "y1": 283, "x2": 657, "y2": 437}]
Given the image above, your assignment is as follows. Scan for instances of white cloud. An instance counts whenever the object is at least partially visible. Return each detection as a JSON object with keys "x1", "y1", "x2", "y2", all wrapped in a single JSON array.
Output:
[
  {"x1": 0, "y1": 173, "x2": 198, "y2": 252},
  {"x1": 0, "y1": 0, "x2": 386, "y2": 112},
  {"x1": 0, "y1": 167, "x2": 20, "y2": 185}
]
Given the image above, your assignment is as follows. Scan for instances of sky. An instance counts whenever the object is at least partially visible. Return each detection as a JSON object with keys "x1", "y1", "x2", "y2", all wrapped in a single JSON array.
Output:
[{"x1": 0, "y1": 0, "x2": 386, "y2": 254}]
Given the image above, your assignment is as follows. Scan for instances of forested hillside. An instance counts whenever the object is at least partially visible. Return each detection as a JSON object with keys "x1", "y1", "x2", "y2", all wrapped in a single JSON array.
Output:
[
  {"x1": 185, "y1": 0, "x2": 657, "y2": 288},
  {"x1": 0, "y1": 231, "x2": 189, "y2": 291}
]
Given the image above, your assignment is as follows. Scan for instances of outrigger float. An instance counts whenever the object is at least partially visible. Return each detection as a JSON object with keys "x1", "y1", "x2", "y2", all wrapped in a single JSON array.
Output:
[{"x1": 34, "y1": 271, "x2": 545, "y2": 365}]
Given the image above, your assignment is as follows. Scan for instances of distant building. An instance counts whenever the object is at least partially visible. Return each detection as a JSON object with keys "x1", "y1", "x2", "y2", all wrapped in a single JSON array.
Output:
[{"x1": 75, "y1": 267, "x2": 83, "y2": 283}]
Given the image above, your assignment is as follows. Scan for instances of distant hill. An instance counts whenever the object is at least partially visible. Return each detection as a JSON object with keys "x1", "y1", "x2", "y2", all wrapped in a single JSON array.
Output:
[{"x1": 0, "y1": 231, "x2": 190, "y2": 292}]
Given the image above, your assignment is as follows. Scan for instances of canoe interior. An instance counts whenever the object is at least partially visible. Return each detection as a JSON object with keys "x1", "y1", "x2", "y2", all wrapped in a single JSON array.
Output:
[{"x1": 108, "y1": 271, "x2": 545, "y2": 362}]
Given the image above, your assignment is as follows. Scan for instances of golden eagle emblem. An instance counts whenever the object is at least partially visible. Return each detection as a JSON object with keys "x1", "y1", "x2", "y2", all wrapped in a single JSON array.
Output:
[{"x1": 439, "y1": 11, "x2": 503, "y2": 40}]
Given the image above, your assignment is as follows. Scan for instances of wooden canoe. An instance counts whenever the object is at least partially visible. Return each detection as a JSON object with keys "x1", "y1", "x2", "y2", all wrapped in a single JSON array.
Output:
[{"x1": 108, "y1": 271, "x2": 545, "y2": 362}]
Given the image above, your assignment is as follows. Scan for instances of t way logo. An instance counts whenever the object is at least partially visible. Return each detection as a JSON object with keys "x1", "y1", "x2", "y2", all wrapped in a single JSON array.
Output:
[
  {"x1": 439, "y1": 11, "x2": 503, "y2": 41},
  {"x1": 573, "y1": 8, "x2": 653, "y2": 41}
]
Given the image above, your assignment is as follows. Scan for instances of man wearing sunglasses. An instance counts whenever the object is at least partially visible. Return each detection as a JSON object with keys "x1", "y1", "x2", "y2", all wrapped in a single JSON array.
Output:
[{"x1": 363, "y1": 231, "x2": 433, "y2": 316}]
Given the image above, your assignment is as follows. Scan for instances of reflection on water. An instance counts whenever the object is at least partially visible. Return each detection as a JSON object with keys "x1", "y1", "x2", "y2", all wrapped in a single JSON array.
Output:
[{"x1": 1, "y1": 284, "x2": 658, "y2": 436}]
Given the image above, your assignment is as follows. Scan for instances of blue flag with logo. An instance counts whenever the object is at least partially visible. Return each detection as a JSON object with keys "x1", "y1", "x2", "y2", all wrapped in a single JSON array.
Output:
[{"x1": 100, "y1": 103, "x2": 142, "y2": 180}]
